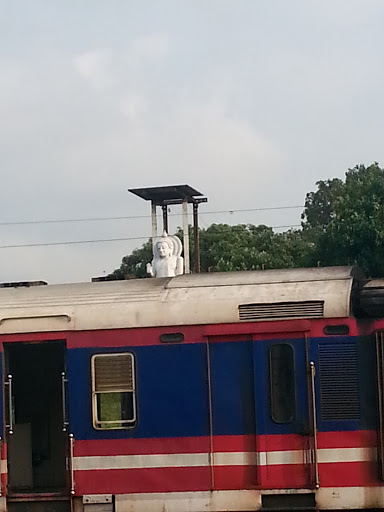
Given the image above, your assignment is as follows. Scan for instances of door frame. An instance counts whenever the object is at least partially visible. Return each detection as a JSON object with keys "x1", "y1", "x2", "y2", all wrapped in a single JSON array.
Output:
[
  {"x1": 2, "y1": 339, "x2": 70, "y2": 496},
  {"x1": 253, "y1": 333, "x2": 318, "y2": 489}
]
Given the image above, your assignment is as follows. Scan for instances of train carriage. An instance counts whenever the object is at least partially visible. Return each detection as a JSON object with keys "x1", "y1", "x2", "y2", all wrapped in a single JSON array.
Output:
[{"x1": 0, "y1": 266, "x2": 384, "y2": 512}]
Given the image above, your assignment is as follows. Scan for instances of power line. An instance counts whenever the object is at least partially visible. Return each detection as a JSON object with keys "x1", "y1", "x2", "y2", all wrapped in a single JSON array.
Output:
[
  {"x1": 201, "y1": 206, "x2": 303, "y2": 216},
  {"x1": 0, "y1": 236, "x2": 150, "y2": 249},
  {"x1": 0, "y1": 224, "x2": 302, "y2": 250},
  {"x1": 0, "y1": 205, "x2": 304, "y2": 227},
  {"x1": 0, "y1": 215, "x2": 150, "y2": 227}
]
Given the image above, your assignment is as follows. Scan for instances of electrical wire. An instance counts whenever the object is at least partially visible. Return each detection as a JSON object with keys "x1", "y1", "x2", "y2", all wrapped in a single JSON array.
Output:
[
  {"x1": 0, "y1": 205, "x2": 304, "y2": 227},
  {"x1": 0, "y1": 224, "x2": 302, "y2": 249}
]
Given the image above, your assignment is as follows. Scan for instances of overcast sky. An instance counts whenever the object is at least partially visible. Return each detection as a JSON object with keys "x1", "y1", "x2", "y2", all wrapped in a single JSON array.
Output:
[{"x1": 0, "y1": 1, "x2": 383, "y2": 283}]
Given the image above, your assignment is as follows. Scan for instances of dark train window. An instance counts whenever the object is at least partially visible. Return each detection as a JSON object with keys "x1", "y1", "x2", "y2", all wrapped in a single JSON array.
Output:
[
  {"x1": 324, "y1": 324, "x2": 350, "y2": 336},
  {"x1": 91, "y1": 353, "x2": 137, "y2": 430},
  {"x1": 269, "y1": 344, "x2": 296, "y2": 423},
  {"x1": 160, "y1": 332, "x2": 184, "y2": 343}
]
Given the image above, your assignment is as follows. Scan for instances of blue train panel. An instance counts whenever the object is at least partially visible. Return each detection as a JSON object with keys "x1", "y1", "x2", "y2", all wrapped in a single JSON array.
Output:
[
  {"x1": 67, "y1": 343, "x2": 210, "y2": 440},
  {"x1": 311, "y1": 335, "x2": 377, "y2": 432},
  {"x1": 209, "y1": 340, "x2": 256, "y2": 436},
  {"x1": 66, "y1": 333, "x2": 378, "y2": 444}
]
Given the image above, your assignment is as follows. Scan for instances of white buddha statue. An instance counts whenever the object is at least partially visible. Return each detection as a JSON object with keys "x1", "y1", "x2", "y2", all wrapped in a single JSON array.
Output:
[{"x1": 147, "y1": 232, "x2": 184, "y2": 278}]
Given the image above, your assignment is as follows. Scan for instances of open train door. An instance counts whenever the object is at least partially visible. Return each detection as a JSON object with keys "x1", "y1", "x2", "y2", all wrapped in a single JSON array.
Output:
[
  {"x1": 253, "y1": 330, "x2": 318, "y2": 504},
  {"x1": 3, "y1": 340, "x2": 70, "y2": 512}
]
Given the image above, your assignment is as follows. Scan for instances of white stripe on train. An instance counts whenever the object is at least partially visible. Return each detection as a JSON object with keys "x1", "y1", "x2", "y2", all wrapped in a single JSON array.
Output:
[
  {"x1": 0, "y1": 447, "x2": 376, "y2": 474},
  {"x1": 72, "y1": 447, "x2": 377, "y2": 471}
]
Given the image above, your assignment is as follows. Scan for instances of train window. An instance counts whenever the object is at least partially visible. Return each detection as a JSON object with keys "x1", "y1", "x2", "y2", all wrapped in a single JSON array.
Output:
[
  {"x1": 269, "y1": 344, "x2": 295, "y2": 423},
  {"x1": 324, "y1": 324, "x2": 350, "y2": 336},
  {"x1": 91, "y1": 353, "x2": 136, "y2": 430},
  {"x1": 160, "y1": 332, "x2": 184, "y2": 343}
]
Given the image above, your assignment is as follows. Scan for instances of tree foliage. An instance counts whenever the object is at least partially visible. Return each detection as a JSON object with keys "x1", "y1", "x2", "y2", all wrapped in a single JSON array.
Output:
[
  {"x1": 301, "y1": 178, "x2": 343, "y2": 232},
  {"x1": 313, "y1": 163, "x2": 384, "y2": 277},
  {"x1": 198, "y1": 223, "x2": 311, "y2": 272}
]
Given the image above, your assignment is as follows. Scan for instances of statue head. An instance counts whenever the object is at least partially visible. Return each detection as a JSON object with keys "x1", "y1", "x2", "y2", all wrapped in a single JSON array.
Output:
[
  {"x1": 156, "y1": 239, "x2": 173, "y2": 259},
  {"x1": 153, "y1": 231, "x2": 182, "y2": 261}
]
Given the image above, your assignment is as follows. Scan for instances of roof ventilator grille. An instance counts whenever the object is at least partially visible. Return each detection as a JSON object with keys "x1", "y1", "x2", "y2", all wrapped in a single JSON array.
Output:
[{"x1": 238, "y1": 300, "x2": 324, "y2": 321}]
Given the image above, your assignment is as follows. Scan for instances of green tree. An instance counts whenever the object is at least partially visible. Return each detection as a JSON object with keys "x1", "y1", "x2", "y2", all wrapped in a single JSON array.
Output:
[
  {"x1": 301, "y1": 178, "x2": 344, "y2": 233},
  {"x1": 198, "y1": 223, "x2": 311, "y2": 272},
  {"x1": 314, "y1": 163, "x2": 384, "y2": 277}
]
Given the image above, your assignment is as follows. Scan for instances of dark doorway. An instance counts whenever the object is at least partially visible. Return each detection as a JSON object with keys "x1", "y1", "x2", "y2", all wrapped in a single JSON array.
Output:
[{"x1": 4, "y1": 341, "x2": 68, "y2": 495}]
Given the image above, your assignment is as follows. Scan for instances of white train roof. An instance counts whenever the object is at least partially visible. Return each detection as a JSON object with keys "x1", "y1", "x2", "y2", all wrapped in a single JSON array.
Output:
[{"x1": 0, "y1": 266, "x2": 360, "y2": 334}]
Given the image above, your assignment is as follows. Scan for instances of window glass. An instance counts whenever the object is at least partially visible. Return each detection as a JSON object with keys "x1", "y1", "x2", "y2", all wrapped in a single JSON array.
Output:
[
  {"x1": 92, "y1": 353, "x2": 136, "y2": 429},
  {"x1": 269, "y1": 344, "x2": 295, "y2": 423},
  {"x1": 324, "y1": 324, "x2": 350, "y2": 336}
]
